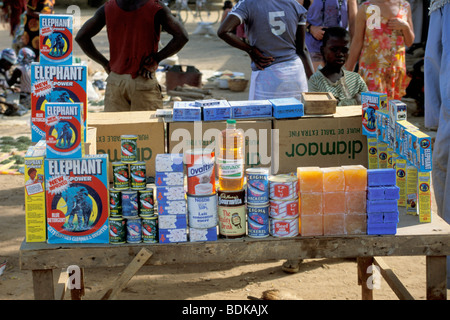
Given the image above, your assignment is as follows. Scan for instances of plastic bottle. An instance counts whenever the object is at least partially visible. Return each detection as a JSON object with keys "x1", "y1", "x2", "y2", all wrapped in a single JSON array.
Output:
[{"x1": 217, "y1": 119, "x2": 245, "y2": 191}]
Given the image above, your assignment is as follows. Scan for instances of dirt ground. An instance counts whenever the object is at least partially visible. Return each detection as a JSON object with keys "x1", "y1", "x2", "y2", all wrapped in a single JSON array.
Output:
[{"x1": 0, "y1": 5, "x2": 448, "y2": 301}]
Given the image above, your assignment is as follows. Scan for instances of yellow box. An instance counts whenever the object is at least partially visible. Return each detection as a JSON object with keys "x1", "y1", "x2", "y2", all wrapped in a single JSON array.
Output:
[
  {"x1": 367, "y1": 137, "x2": 378, "y2": 169},
  {"x1": 377, "y1": 141, "x2": 388, "y2": 168},
  {"x1": 387, "y1": 148, "x2": 395, "y2": 168},
  {"x1": 24, "y1": 142, "x2": 47, "y2": 242},
  {"x1": 406, "y1": 165, "x2": 418, "y2": 215},
  {"x1": 418, "y1": 172, "x2": 431, "y2": 223},
  {"x1": 394, "y1": 157, "x2": 407, "y2": 207}
]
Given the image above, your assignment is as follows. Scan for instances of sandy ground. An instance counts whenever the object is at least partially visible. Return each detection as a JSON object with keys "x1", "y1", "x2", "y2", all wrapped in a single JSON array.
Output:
[{"x1": 0, "y1": 5, "x2": 448, "y2": 301}]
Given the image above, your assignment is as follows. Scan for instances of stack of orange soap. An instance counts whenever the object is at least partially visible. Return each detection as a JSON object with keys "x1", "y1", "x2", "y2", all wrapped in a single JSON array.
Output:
[
  {"x1": 342, "y1": 165, "x2": 368, "y2": 235},
  {"x1": 298, "y1": 167, "x2": 324, "y2": 236}
]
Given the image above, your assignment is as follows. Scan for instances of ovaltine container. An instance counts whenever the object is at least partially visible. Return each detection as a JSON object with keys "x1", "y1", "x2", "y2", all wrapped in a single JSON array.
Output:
[
  {"x1": 109, "y1": 188, "x2": 122, "y2": 216},
  {"x1": 126, "y1": 217, "x2": 142, "y2": 243},
  {"x1": 247, "y1": 204, "x2": 269, "y2": 238},
  {"x1": 141, "y1": 215, "x2": 158, "y2": 243},
  {"x1": 109, "y1": 217, "x2": 126, "y2": 244},
  {"x1": 185, "y1": 148, "x2": 215, "y2": 195},
  {"x1": 122, "y1": 190, "x2": 139, "y2": 218},
  {"x1": 270, "y1": 199, "x2": 299, "y2": 219},
  {"x1": 270, "y1": 217, "x2": 299, "y2": 238},
  {"x1": 187, "y1": 194, "x2": 218, "y2": 228},
  {"x1": 246, "y1": 168, "x2": 269, "y2": 204},
  {"x1": 269, "y1": 174, "x2": 299, "y2": 200},
  {"x1": 112, "y1": 162, "x2": 129, "y2": 190},
  {"x1": 121, "y1": 135, "x2": 138, "y2": 163},
  {"x1": 217, "y1": 189, "x2": 246, "y2": 239},
  {"x1": 130, "y1": 162, "x2": 146, "y2": 190}
]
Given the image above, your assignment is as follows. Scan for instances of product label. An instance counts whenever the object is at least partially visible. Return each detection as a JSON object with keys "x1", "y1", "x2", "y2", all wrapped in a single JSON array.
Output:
[
  {"x1": 218, "y1": 205, "x2": 246, "y2": 236},
  {"x1": 217, "y1": 158, "x2": 244, "y2": 179}
]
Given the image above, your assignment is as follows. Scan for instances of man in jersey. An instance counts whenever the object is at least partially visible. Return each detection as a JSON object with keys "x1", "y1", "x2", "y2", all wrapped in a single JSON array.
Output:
[
  {"x1": 218, "y1": 0, "x2": 314, "y2": 101},
  {"x1": 76, "y1": 0, "x2": 188, "y2": 111}
]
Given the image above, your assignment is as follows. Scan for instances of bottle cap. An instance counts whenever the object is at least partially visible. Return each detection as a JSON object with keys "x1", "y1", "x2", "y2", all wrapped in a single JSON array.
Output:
[{"x1": 227, "y1": 119, "x2": 236, "y2": 124}]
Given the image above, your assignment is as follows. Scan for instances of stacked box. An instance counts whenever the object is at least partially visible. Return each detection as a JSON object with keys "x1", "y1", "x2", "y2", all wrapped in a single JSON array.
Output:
[
  {"x1": 367, "y1": 137, "x2": 378, "y2": 169},
  {"x1": 202, "y1": 100, "x2": 231, "y2": 121},
  {"x1": 366, "y1": 169, "x2": 400, "y2": 235},
  {"x1": 417, "y1": 172, "x2": 431, "y2": 223},
  {"x1": 405, "y1": 130, "x2": 432, "y2": 172},
  {"x1": 388, "y1": 100, "x2": 407, "y2": 126},
  {"x1": 155, "y1": 154, "x2": 187, "y2": 243},
  {"x1": 269, "y1": 97, "x2": 304, "y2": 119},
  {"x1": 394, "y1": 156, "x2": 407, "y2": 207},
  {"x1": 377, "y1": 141, "x2": 388, "y2": 169},
  {"x1": 39, "y1": 14, "x2": 73, "y2": 65},
  {"x1": 361, "y1": 92, "x2": 387, "y2": 136},
  {"x1": 375, "y1": 109, "x2": 390, "y2": 143},
  {"x1": 229, "y1": 100, "x2": 273, "y2": 119},
  {"x1": 406, "y1": 165, "x2": 418, "y2": 215},
  {"x1": 172, "y1": 101, "x2": 202, "y2": 121}
]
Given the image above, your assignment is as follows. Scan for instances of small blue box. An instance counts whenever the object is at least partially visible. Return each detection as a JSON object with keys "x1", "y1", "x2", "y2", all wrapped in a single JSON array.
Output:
[
  {"x1": 229, "y1": 100, "x2": 272, "y2": 118},
  {"x1": 155, "y1": 154, "x2": 184, "y2": 172},
  {"x1": 367, "y1": 169, "x2": 396, "y2": 186},
  {"x1": 367, "y1": 212, "x2": 383, "y2": 224},
  {"x1": 269, "y1": 97, "x2": 304, "y2": 119},
  {"x1": 202, "y1": 100, "x2": 231, "y2": 121},
  {"x1": 173, "y1": 101, "x2": 202, "y2": 121},
  {"x1": 159, "y1": 228, "x2": 187, "y2": 243},
  {"x1": 159, "y1": 214, "x2": 187, "y2": 229},
  {"x1": 156, "y1": 186, "x2": 185, "y2": 203},
  {"x1": 367, "y1": 187, "x2": 385, "y2": 200},
  {"x1": 367, "y1": 199, "x2": 398, "y2": 213},
  {"x1": 384, "y1": 186, "x2": 400, "y2": 200},
  {"x1": 367, "y1": 222, "x2": 397, "y2": 235},
  {"x1": 157, "y1": 200, "x2": 187, "y2": 215},
  {"x1": 155, "y1": 171, "x2": 184, "y2": 187},
  {"x1": 189, "y1": 226, "x2": 218, "y2": 242},
  {"x1": 194, "y1": 99, "x2": 221, "y2": 107}
]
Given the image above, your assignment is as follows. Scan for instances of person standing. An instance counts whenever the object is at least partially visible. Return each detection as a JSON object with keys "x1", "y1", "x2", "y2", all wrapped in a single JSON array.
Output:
[
  {"x1": 76, "y1": 0, "x2": 188, "y2": 111},
  {"x1": 217, "y1": 0, "x2": 314, "y2": 101}
]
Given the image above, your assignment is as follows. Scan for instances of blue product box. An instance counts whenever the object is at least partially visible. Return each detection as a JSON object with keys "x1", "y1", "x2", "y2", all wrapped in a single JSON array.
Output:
[
  {"x1": 375, "y1": 110, "x2": 390, "y2": 144},
  {"x1": 155, "y1": 171, "x2": 184, "y2": 187},
  {"x1": 383, "y1": 211, "x2": 399, "y2": 223},
  {"x1": 156, "y1": 186, "x2": 185, "y2": 203},
  {"x1": 159, "y1": 228, "x2": 187, "y2": 243},
  {"x1": 39, "y1": 14, "x2": 73, "y2": 65},
  {"x1": 389, "y1": 100, "x2": 407, "y2": 126},
  {"x1": 367, "y1": 212, "x2": 384, "y2": 224},
  {"x1": 361, "y1": 92, "x2": 388, "y2": 136},
  {"x1": 405, "y1": 130, "x2": 432, "y2": 172},
  {"x1": 189, "y1": 226, "x2": 218, "y2": 242},
  {"x1": 173, "y1": 101, "x2": 202, "y2": 121},
  {"x1": 158, "y1": 214, "x2": 187, "y2": 229},
  {"x1": 229, "y1": 100, "x2": 272, "y2": 118},
  {"x1": 367, "y1": 168, "x2": 396, "y2": 186},
  {"x1": 367, "y1": 222, "x2": 397, "y2": 235},
  {"x1": 202, "y1": 100, "x2": 231, "y2": 121},
  {"x1": 384, "y1": 186, "x2": 400, "y2": 200},
  {"x1": 194, "y1": 99, "x2": 221, "y2": 107},
  {"x1": 367, "y1": 199, "x2": 398, "y2": 213},
  {"x1": 367, "y1": 187, "x2": 385, "y2": 200},
  {"x1": 155, "y1": 154, "x2": 184, "y2": 172},
  {"x1": 269, "y1": 97, "x2": 304, "y2": 119},
  {"x1": 157, "y1": 200, "x2": 187, "y2": 215}
]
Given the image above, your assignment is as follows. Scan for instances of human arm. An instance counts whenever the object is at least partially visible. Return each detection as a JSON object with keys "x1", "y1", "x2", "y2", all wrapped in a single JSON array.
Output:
[
  {"x1": 347, "y1": 0, "x2": 358, "y2": 38},
  {"x1": 6, "y1": 68, "x2": 22, "y2": 88},
  {"x1": 296, "y1": 23, "x2": 314, "y2": 79},
  {"x1": 387, "y1": 4, "x2": 414, "y2": 47},
  {"x1": 75, "y1": 6, "x2": 110, "y2": 74},
  {"x1": 344, "y1": 4, "x2": 365, "y2": 72}
]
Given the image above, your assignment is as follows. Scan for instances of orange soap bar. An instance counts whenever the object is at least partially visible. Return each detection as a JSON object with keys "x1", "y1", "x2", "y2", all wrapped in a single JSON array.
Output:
[
  {"x1": 345, "y1": 191, "x2": 367, "y2": 214},
  {"x1": 345, "y1": 213, "x2": 367, "y2": 235},
  {"x1": 300, "y1": 192, "x2": 323, "y2": 215},
  {"x1": 300, "y1": 214, "x2": 323, "y2": 236},
  {"x1": 297, "y1": 167, "x2": 323, "y2": 193},
  {"x1": 322, "y1": 167, "x2": 345, "y2": 192},
  {"x1": 342, "y1": 165, "x2": 367, "y2": 192},
  {"x1": 323, "y1": 192, "x2": 346, "y2": 214},
  {"x1": 323, "y1": 213, "x2": 345, "y2": 236}
]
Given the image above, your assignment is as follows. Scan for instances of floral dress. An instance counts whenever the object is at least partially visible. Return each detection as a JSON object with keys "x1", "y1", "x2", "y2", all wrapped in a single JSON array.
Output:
[{"x1": 358, "y1": 0, "x2": 410, "y2": 100}]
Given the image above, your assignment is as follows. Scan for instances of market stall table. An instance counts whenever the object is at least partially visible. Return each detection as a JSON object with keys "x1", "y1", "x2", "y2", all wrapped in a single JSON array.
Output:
[{"x1": 20, "y1": 209, "x2": 450, "y2": 300}]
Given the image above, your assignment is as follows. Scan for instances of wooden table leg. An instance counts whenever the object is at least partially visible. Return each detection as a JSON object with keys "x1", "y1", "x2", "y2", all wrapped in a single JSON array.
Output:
[
  {"x1": 32, "y1": 269, "x2": 55, "y2": 300},
  {"x1": 426, "y1": 256, "x2": 447, "y2": 300},
  {"x1": 357, "y1": 257, "x2": 374, "y2": 300}
]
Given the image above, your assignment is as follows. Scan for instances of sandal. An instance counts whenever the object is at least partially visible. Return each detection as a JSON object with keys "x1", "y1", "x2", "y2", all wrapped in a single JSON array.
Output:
[{"x1": 281, "y1": 259, "x2": 303, "y2": 274}]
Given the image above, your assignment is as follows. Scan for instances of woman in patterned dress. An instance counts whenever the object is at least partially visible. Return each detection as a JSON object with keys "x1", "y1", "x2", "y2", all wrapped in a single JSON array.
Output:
[{"x1": 345, "y1": 0, "x2": 414, "y2": 100}]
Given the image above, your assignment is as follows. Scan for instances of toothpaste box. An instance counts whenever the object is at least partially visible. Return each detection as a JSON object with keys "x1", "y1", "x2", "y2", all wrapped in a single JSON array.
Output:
[
  {"x1": 173, "y1": 101, "x2": 202, "y2": 121},
  {"x1": 155, "y1": 153, "x2": 184, "y2": 172},
  {"x1": 375, "y1": 109, "x2": 390, "y2": 143},
  {"x1": 158, "y1": 214, "x2": 187, "y2": 229},
  {"x1": 45, "y1": 154, "x2": 109, "y2": 243},
  {"x1": 394, "y1": 156, "x2": 407, "y2": 207},
  {"x1": 45, "y1": 102, "x2": 84, "y2": 158},
  {"x1": 361, "y1": 92, "x2": 388, "y2": 136},
  {"x1": 406, "y1": 130, "x2": 432, "y2": 172},
  {"x1": 31, "y1": 63, "x2": 88, "y2": 143},
  {"x1": 417, "y1": 172, "x2": 431, "y2": 223},
  {"x1": 202, "y1": 100, "x2": 231, "y2": 121},
  {"x1": 156, "y1": 186, "x2": 186, "y2": 203},
  {"x1": 269, "y1": 97, "x2": 304, "y2": 119},
  {"x1": 229, "y1": 100, "x2": 273, "y2": 119},
  {"x1": 24, "y1": 143, "x2": 47, "y2": 242},
  {"x1": 157, "y1": 200, "x2": 187, "y2": 215},
  {"x1": 194, "y1": 99, "x2": 221, "y2": 107},
  {"x1": 155, "y1": 171, "x2": 184, "y2": 187},
  {"x1": 189, "y1": 226, "x2": 218, "y2": 242},
  {"x1": 159, "y1": 227, "x2": 187, "y2": 243},
  {"x1": 406, "y1": 165, "x2": 418, "y2": 215},
  {"x1": 367, "y1": 137, "x2": 378, "y2": 169},
  {"x1": 39, "y1": 14, "x2": 73, "y2": 65},
  {"x1": 389, "y1": 100, "x2": 407, "y2": 126}
]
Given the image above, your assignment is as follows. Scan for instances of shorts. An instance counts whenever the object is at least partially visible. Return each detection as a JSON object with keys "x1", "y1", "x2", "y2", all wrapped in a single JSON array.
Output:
[{"x1": 104, "y1": 72, "x2": 163, "y2": 112}]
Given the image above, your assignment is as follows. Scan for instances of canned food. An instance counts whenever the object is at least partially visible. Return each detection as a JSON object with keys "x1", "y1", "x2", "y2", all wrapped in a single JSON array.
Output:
[
  {"x1": 141, "y1": 215, "x2": 158, "y2": 243},
  {"x1": 185, "y1": 148, "x2": 216, "y2": 195},
  {"x1": 269, "y1": 174, "x2": 299, "y2": 200},
  {"x1": 218, "y1": 204, "x2": 246, "y2": 238},
  {"x1": 121, "y1": 135, "x2": 138, "y2": 163},
  {"x1": 139, "y1": 188, "x2": 154, "y2": 216},
  {"x1": 217, "y1": 189, "x2": 245, "y2": 206},
  {"x1": 112, "y1": 162, "x2": 130, "y2": 190},
  {"x1": 270, "y1": 217, "x2": 299, "y2": 238},
  {"x1": 270, "y1": 199, "x2": 299, "y2": 219},
  {"x1": 126, "y1": 217, "x2": 142, "y2": 243},
  {"x1": 122, "y1": 190, "x2": 139, "y2": 218},
  {"x1": 109, "y1": 217, "x2": 126, "y2": 244},
  {"x1": 130, "y1": 162, "x2": 147, "y2": 190},
  {"x1": 246, "y1": 168, "x2": 269, "y2": 204},
  {"x1": 247, "y1": 204, "x2": 269, "y2": 238},
  {"x1": 109, "y1": 188, "x2": 122, "y2": 216},
  {"x1": 187, "y1": 194, "x2": 218, "y2": 228}
]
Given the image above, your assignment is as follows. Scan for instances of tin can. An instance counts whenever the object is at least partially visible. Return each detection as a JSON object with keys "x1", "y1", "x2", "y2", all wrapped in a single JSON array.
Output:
[
  {"x1": 130, "y1": 162, "x2": 146, "y2": 190},
  {"x1": 247, "y1": 204, "x2": 269, "y2": 238},
  {"x1": 187, "y1": 194, "x2": 218, "y2": 228},
  {"x1": 270, "y1": 199, "x2": 299, "y2": 219},
  {"x1": 126, "y1": 217, "x2": 142, "y2": 243},
  {"x1": 109, "y1": 188, "x2": 122, "y2": 216},
  {"x1": 218, "y1": 204, "x2": 246, "y2": 238},
  {"x1": 217, "y1": 189, "x2": 245, "y2": 206},
  {"x1": 122, "y1": 190, "x2": 139, "y2": 218},
  {"x1": 109, "y1": 217, "x2": 126, "y2": 244},
  {"x1": 269, "y1": 174, "x2": 299, "y2": 200},
  {"x1": 185, "y1": 148, "x2": 216, "y2": 195},
  {"x1": 112, "y1": 162, "x2": 130, "y2": 190},
  {"x1": 139, "y1": 188, "x2": 154, "y2": 216},
  {"x1": 246, "y1": 168, "x2": 269, "y2": 204},
  {"x1": 121, "y1": 135, "x2": 138, "y2": 163},
  {"x1": 270, "y1": 217, "x2": 299, "y2": 238},
  {"x1": 141, "y1": 215, "x2": 158, "y2": 243}
]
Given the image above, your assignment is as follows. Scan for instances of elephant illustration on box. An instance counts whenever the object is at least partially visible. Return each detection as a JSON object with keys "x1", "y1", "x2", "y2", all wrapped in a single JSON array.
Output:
[{"x1": 62, "y1": 186, "x2": 93, "y2": 231}]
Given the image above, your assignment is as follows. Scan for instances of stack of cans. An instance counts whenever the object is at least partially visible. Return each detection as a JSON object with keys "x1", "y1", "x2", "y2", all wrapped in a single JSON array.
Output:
[{"x1": 246, "y1": 168, "x2": 270, "y2": 238}]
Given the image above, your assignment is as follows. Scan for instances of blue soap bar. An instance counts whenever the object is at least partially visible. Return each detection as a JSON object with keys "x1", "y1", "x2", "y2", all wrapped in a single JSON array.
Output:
[
  {"x1": 367, "y1": 212, "x2": 383, "y2": 224},
  {"x1": 367, "y1": 169, "x2": 396, "y2": 186},
  {"x1": 383, "y1": 211, "x2": 399, "y2": 223},
  {"x1": 384, "y1": 186, "x2": 400, "y2": 200},
  {"x1": 367, "y1": 187, "x2": 385, "y2": 200},
  {"x1": 367, "y1": 199, "x2": 398, "y2": 213},
  {"x1": 367, "y1": 222, "x2": 397, "y2": 235}
]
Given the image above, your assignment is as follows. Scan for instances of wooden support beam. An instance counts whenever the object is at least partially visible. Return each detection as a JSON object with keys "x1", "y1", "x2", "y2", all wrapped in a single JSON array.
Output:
[
  {"x1": 32, "y1": 269, "x2": 54, "y2": 300},
  {"x1": 426, "y1": 256, "x2": 447, "y2": 300},
  {"x1": 357, "y1": 257, "x2": 374, "y2": 300},
  {"x1": 373, "y1": 257, "x2": 415, "y2": 300},
  {"x1": 55, "y1": 269, "x2": 68, "y2": 300}
]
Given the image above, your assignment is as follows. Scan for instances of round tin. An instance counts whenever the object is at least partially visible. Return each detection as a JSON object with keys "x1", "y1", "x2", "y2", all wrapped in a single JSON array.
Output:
[
  {"x1": 109, "y1": 217, "x2": 126, "y2": 244},
  {"x1": 217, "y1": 189, "x2": 245, "y2": 207},
  {"x1": 139, "y1": 188, "x2": 154, "y2": 216},
  {"x1": 109, "y1": 188, "x2": 122, "y2": 216},
  {"x1": 121, "y1": 135, "x2": 138, "y2": 163},
  {"x1": 130, "y1": 162, "x2": 147, "y2": 190},
  {"x1": 269, "y1": 217, "x2": 299, "y2": 238},
  {"x1": 246, "y1": 168, "x2": 269, "y2": 204},
  {"x1": 247, "y1": 204, "x2": 270, "y2": 238},
  {"x1": 269, "y1": 198, "x2": 299, "y2": 219},
  {"x1": 185, "y1": 148, "x2": 216, "y2": 195},
  {"x1": 126, "y1": 217, "x2": 142, "y2": 243},
  {"x1": 217, "y1": 204, "x2": 246, "y2": 239},
  {"x1": 269, "y1": 174, "x2": 299, "y2": 200},
  {"x1": 122, "y1": 190, "x2": 139, "y2": 218},
  {"x1": 141, "y1": 215, "x2": 158, "y2": 243},
  {"x1": 112, "y1": 162, "x2": 130, "y2": 190},
  {"x1": 187, "y1": 194, "x2": 218, "y2": 228}
]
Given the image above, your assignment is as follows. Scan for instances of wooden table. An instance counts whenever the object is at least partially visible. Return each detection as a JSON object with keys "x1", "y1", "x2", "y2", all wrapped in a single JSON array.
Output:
[{"x1": 20, "y1": 210, "x2": 450, "y2": 300}]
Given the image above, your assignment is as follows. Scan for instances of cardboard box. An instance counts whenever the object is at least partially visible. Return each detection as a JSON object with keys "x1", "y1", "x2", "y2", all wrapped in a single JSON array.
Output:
[
  {"x1": 88, "y1": 111, "x2": 165, "y2": 180},
  {"x1": 301, "y1": 92, "x2": 336, "y2": 115},
  {"x1": 39, "y1": 14, "x2": 73, "y2": 65},
  {"x1": 272, "y1": 106, "x2": 368, "y2": 174},
  {"x1": 85, "y1": 126, "x2": 97, "y2": 155}
]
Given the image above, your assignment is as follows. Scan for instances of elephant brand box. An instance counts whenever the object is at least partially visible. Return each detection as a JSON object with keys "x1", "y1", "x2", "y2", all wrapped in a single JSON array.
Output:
[
  {"x1": 45, "y1": 154, "x2": 109, "y2": 243},
  {"x1": 39, "y1": 14, "x2": 73, "y2": 65},
  {"x1": 361, "y1": 92, "x2": 387, "y2": 137}
]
